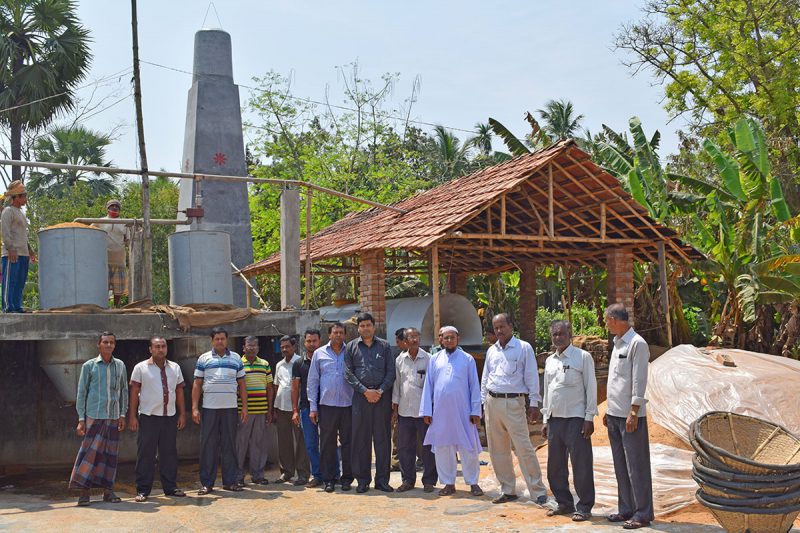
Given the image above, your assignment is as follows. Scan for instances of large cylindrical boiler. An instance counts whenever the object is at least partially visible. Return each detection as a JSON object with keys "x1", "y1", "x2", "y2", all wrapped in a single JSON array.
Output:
[
  {"x1": 168, "y1": 230, "x2": 233, "y2": 305},
  {"x1": 38, "y1": 225, "x2": 108, "y2": 309}
]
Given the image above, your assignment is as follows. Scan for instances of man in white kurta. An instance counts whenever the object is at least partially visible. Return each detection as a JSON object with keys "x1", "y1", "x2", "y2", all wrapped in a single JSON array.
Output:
[{"x1": 420, "y1": 326, "x2": 484, "y2": 497}]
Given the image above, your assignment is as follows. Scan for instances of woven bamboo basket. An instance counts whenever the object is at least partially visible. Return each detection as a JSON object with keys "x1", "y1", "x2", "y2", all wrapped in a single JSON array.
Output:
[
  {"x1": 693, "y1": 412, "x2": 800, "y2": 475},
  {"x1": 692, "y1": 473, "x2": 800, "y2": 500},
  {"x1": 696, "y1": 490, "x2": 800, "y2": 533},
  {"x1": 692, "y1": 455, "x2": 800, "y2": 486},
  {"x1": 697, "y1": 482, "x2": 800, "y2": 508}
]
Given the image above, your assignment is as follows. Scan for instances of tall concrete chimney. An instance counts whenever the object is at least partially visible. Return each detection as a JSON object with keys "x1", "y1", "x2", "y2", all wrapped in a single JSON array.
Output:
[{"x1": 178, "y1": 29, "x2": 253, "y2": 307}]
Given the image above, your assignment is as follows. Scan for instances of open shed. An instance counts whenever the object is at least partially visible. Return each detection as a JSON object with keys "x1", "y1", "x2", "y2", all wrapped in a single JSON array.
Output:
[{"x1": 242, "y1": 139, "x2": 703, "y2": 342}]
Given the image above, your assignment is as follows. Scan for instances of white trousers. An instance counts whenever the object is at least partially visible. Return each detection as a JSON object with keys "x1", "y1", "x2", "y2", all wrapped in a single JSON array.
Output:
[{"x1": 433, "y1": 445, "x2": 481, "y2": 485}]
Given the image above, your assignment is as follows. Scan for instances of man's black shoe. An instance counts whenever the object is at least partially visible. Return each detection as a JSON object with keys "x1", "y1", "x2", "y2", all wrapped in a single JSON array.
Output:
[
  {"x1": 375, "y1": 482, "x2": 394, "y2": 493},
  {"x1": 356, "y1": 483, "x2": 369, "y2": 493},
  {"x1": 324, "y1": 483, "x2": 335, "y2": 493},
  {"x1": 340, "y1": 481, "x2": 352, "y2": 491}
]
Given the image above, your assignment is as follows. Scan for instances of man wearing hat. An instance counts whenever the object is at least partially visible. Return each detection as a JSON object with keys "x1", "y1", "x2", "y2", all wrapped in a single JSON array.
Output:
[
  {"x1": 93, "y1": 200, "x2": 130, "y2": 307},
  {"x1": 1, "y1": 180, "x2": 36, "y2": 313}
]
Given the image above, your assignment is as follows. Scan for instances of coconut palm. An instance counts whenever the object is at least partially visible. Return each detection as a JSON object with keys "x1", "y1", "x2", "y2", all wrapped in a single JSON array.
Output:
[
  {"x1": 27, "y1": 125, "x2": 115, "y2": 196},
  {"x1": 468, "y1": 122, "x2": 493, "y2": 155},
  {"x1": 433, "y1": 125, "x2": 470, "y2": 181},
  {"x1": 536, "y1": 99, "x2": 585, "y2": 141},
  {"x1": 0, "y1": 0, "x2": 92, "y2": 181}
]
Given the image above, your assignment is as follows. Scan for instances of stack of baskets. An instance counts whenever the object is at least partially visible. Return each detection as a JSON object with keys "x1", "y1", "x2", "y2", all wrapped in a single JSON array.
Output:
[{"x1": 690, "y1": 411, "x2": 800, "y2": 533}]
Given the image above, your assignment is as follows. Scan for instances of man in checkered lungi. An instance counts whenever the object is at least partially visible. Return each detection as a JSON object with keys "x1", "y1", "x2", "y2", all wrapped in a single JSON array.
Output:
[
  {"x1": 69, "y1": 332, "x2": 128, "y2": 506},
  {"x1": 92, "y1": 199, "x2": 130, "y2": 307}
]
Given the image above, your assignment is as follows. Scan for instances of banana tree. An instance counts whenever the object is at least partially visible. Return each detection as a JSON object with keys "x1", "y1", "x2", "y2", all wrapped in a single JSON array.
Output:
[{"x1": 687, "y1": 118, "x2": 793, "y2": 348}]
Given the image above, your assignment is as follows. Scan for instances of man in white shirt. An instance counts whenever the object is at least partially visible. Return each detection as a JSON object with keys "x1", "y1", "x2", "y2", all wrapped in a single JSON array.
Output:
[
  {"x1": 541, "y1": 320, "x2": 597, "y2": 521},
  {"x1": 604, "y1": 303, "x2": 654, "y2": 530},
  {"x1": 92, "y1": 199, "x2": 130, "y2": 307},
  {"x1": 481, "y1": 313, "x2": 547, "y2": 505},
  {"x1": 392, "y1": 327, "x2": 436, "y2": 493},
  {"x1": 129, "y1": 336, "x2": 187, "y2": 502},
  {"x1": 274, "y1": 335, "x2": 310, "y2": 485},
  {"x1": 1, "y1": 180, "x2": 36, "y2": 313}
]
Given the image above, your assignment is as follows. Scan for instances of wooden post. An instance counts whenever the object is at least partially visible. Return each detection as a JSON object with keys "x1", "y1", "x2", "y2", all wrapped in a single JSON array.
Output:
[
  {"x1": 500, "y1": 194, "x2": 506, "y2": 235},
  {"x1": 658, "y1": 241, "x2": 673, "y2": 346},
  {"x1": 305, "y1": 189, "x2": 313, "y2": 309},
  {"x1": 548, "y1": 164, "x2": 555, "y2": 237},
  {"x1": 600, "y1": 202, "x2": 607, "y2": 241},
  {"x1": 431, "y1": 244, "x2": 441, "y2": 340},
  {"x1": 130, "y1": 0, "x2": 152, "y2": 301}
]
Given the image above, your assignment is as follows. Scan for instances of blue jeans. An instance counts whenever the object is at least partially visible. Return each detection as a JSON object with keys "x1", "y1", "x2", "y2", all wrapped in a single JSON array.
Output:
[
  {"x1": 2, "y1": 255, "x2": 29, "y2": 313},
  {"x1": 300, "y1": 407, "x2": 340, "y2": 481}
]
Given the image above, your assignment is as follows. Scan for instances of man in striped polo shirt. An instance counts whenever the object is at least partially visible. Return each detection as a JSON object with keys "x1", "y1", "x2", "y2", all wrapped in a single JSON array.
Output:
[
  {"x1": 192, "y1": 326, "x2": 248, "y2": 495},
  {"x1": 236, "y1": 336, "x2": 274, "y2": 486}
]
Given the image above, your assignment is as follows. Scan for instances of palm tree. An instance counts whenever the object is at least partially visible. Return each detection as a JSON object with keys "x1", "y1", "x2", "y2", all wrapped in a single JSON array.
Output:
[
  {"x1": 433, "y1": 125, "x2": 470, "y2": 180},
  {"x1": 536, "y1": 99, "x2": 585, "y2": 141},
  {"x1": 27, "y1": 125, "x2": 115, "y2": 196},
  {"x1": 468, "y1": 122, "x2": 493, "y2": 155},
  {"x1": 0, "y1": 0, "x2": 92, "y2": 181}
]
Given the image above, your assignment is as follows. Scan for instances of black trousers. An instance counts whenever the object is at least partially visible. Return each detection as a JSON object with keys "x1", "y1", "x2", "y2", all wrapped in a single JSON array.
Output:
[
  {"x1": 547, "y1": 417, "x2": 595, "y2": 513},
  {"x1": 319, "y1": 405, "x2": 353, "y2": 484},
  {"x1": 607, "y1": 415, "x2": 654, "y2": 522},
  {"x1": 351, "y1": 390, "x2": 392, "y2": 486},
  {"x1": 397, "y1": 415, "x2": 437, "y2": 486},
  {"x1": 199, "y1": 408, "x2": 239, "y2": 488},
  {"x1": 135, "y1": 414, "x2": 178, "y2": 495}
]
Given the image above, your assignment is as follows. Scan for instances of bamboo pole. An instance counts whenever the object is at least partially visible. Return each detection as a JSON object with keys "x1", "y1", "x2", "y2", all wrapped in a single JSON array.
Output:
[
  {"x1": 74, "y1": 217, "x2": 191, "y2": 226},
  {"x1": 548, "y1": 164, "x2": 555, "y2": 237},
  {"x1": 446, "y1": 232, "x2": 652, "y2": 244},
  {"x1": 305, "y1": 189, "x2": 313, "y2": 310},
  {"x1": 131, "y1": 0, "x2": 152, "y2": 301},
  {"x1": 601, "y1": 202, "x2": 607, "y2": 241},
  {"x1": 431, "y1": 244, "x2": 441, "y2": 340},
  {"x1": 658, "y1": 241, "x2": 673, "y2": 346},
  {"x1": 500, "y1": 194, "x2": 506, "y2": 235}
]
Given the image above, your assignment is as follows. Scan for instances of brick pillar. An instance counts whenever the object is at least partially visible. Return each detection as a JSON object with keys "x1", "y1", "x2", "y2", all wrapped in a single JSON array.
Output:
[
  {"x1": 519, "y1": 261, "x2": 537, "y2": 345},
  {"x1": 607, "y1": 248, "x2": 634, "y2": 322},
  {"x1": 358, "y1": 249, "x2": 387, "y2": 337},
  {"x1": 448, "y1": 271, "x2": 468, "y2": 295}
]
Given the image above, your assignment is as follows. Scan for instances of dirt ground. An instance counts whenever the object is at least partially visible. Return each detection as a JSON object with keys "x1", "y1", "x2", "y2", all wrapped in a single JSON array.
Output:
[{"x1": 0, "y1": 454, "x2": 743, "y2": 533}]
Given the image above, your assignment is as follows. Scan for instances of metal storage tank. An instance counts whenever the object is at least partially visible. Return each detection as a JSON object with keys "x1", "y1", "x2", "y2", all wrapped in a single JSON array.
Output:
[
  {"x1": 319, "y1": 294, "x2": 483, "y2": 347},
  {"x1": 38, "y1": 225, "x2": 109, "y2": 309},
  {"x1": 169, "y1": 230, "x2": 233, "y2": 305}
]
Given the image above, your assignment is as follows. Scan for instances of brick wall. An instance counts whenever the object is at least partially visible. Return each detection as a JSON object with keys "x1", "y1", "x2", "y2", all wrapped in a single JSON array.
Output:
[
  {"x1": 448, "y1": 272, "x2": 468, "y2": 295},
  {"x1": 519, "y1": 261, "x2": 537, "y2": 344},
  {"x1": 606, "y1": 248, "x2": 634, "y2": 322},
  {"x1": 358, "y1": 249, "x2": 387, "y2": 333}
]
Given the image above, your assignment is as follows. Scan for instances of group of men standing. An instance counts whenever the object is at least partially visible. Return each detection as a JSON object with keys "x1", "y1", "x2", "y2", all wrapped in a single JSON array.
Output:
[{"x1": 66, "y1": 304, "x2": 655, "y2": 529}]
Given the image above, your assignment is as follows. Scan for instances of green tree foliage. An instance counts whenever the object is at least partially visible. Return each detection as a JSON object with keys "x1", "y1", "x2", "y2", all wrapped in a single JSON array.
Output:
[
  {"x1": 615, "y1": 0, "x2": 800, "y2": 210},
  {"x1": 0, "y1": 0, "x2": 92, "y2": 182},
  {"x1": 536, "y1": 99, "x2": 585, "y2": 141},
  {"x1": 27, "y1": 125, "x2": 115, "y2": 196}
]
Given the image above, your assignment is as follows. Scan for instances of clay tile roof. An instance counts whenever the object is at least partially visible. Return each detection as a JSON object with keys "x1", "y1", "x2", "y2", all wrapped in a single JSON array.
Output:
[{"x1": 242, "y1": 139, "x2": 703, "y2": 276}]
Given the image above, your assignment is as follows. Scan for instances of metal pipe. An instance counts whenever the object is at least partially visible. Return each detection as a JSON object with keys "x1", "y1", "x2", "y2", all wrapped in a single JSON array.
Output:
[
  {"x1": 1, "y1": 159, "x2": 406, "y2": 214},
  {"x1": 73, "y1": 217, "x2": 192, "y2": 225}
]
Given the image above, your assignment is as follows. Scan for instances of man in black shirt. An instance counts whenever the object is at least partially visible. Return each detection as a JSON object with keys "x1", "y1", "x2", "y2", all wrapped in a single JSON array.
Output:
[
  {"x1": 292, "y1": 328, "x2": 322, "y2": 488},
  {"x1": 345, "y1": 312, "x2": 395, "y2": 493}
]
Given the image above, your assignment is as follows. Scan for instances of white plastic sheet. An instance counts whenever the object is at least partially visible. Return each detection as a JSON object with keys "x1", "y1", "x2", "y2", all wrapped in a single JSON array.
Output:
[
  {"x1": 480, "y1": 444, "x2": 697, "y2": 516},
  {"x1": 647, "y1": 345, "x2": 800, "y2": 444}
]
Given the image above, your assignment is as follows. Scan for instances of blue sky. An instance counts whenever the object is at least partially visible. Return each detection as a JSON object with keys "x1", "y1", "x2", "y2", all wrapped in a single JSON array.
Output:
[{"x1": 71, "y1": 0, "x2": 683, "y2": 172}]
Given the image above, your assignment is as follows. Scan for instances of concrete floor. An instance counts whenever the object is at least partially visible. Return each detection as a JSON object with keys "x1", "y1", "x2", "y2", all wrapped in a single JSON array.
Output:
[{"x1": 0, "y1": 459, "x2": 735, "y2": 533}]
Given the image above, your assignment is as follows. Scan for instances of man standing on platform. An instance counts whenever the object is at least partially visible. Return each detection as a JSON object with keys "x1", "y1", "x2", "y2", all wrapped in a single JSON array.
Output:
[
  {"x1": 236, "y1": 336, "x2": 273, "y2": 486},
  {"x1": 481, "y1": 313, "x2": 547, "y2": 505},
  {"x1": 604, "y1": 303, "x2": 654, "y2": 530},
  {"x1": 128, "y1": 336, "x2": 187, "y2": 502},
  {"x1": 192, "y1": 326, "x2": 247, "y2": 495},
  {"x1": 1, "y1": 180, "x2": 35, "y2": 313},
  {"x1": 274, "y1": 336, "x2": 310, "y2": 485},
  {"x1": 292, "y1": 328, "x2": 324, "y2": 487},
  {"x1": 390, "y1": 327, "x2": 408, "y2": 473},
  {"x1": 69, "y1": 332, "x2": 128, "y2": 506},
  {"x1": 392, "y1": 327, "x2": 437, "y2": 492},
  {"x1": 92, "y1": 199, "x2": 129, "y2": 307},
  {"x1": 309, "y1": 322, "x2": 354, "y2": 493},
  {"x1": 541, "y1": 320, "x2": 597, "y2": 521},
  {"x1": 345, "y1": 312, "x2": 395, "y2": 494},
  {"x1": 420, "y1": 326, "x2": 484, "y2": 497}
]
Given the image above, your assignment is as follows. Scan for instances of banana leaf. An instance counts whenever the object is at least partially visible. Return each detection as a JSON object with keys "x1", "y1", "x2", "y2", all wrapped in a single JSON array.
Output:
[
  {"x1": 758, "y1": 275, "x2": 800, "y2": 296},
  {"x1": 703, "y1": 139, "x2": 746, "y2": 202},
  {"x1": 752, "y1": 255, "x2": 800, "y2": 276},
  {"x1": 769, "y1": 177, "x2": 792, "y2": 222},
  {"x1": 488, "y1": 118, "x2": 530, "y2": 157},
  {"x1": 601, "y1": 124, "x2": 634, "y2": 159},
  {"x1": 667, "y1": 173, "x2": 737, "y2": 202},
  {"x1": 627, "y1": 168, "x2": 651, "y2": 217},
  {"x1": 595, "y1": 141, "x2": 633, "y2": 176}
]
